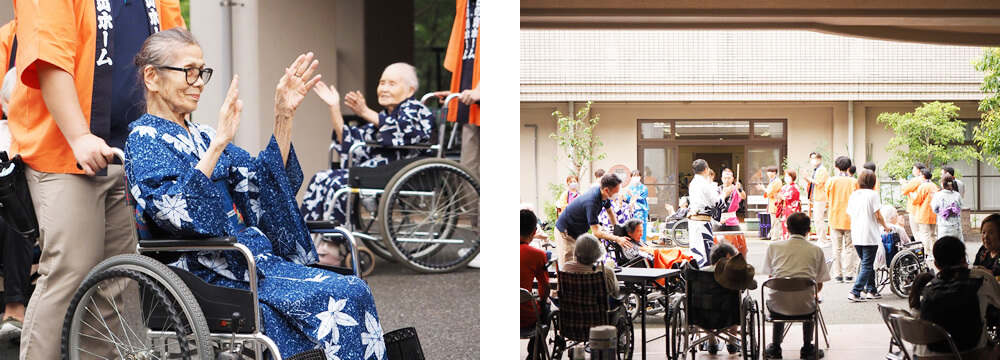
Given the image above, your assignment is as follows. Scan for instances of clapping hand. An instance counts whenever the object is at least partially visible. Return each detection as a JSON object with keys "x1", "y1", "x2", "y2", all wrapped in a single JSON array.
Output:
[
  {"x1": 215, "y1": 75, "x2": 243, "y2": 146},
  {"x1": 312, "y1": 80, "x2": 341, "y2": 110},
  {"x1": 275, "y1": 52, "x2": 321, "y2": 115}
]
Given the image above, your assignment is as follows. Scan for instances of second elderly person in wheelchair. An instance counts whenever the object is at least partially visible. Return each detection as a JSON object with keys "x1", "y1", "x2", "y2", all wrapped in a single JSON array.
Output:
[{"x1": 301, "y1": 62, "x2": 480, "y2": 274}]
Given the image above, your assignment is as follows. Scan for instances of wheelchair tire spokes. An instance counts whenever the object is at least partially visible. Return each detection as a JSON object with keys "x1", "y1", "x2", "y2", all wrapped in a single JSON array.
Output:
[
  {"x1": 889, "y1": 250, "x2": 921, "y2": 298},
  {"x1": 379, "y1": 159, "x2": 480, "y2": 273},
  {"x1": 64, "y1": 254, "x2": 215, "y2": 360},
  {"x1": 63, "y1": 268, "x2": 188, "y2": 360}
]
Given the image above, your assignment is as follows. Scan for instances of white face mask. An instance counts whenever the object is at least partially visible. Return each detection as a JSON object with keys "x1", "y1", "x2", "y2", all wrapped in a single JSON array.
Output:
[
  {"x1": 785, "y1": 176, "x2": 792, "y2": 184},
  {"x1": 568, "y1": 182, "x2": 578, "y2": 190},
  {"x1": 631, "y1": 176, "x2": 641, "y2": 184}
]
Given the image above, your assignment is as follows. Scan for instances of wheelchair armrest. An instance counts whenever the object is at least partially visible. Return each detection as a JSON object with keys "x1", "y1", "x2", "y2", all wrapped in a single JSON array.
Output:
[
  {"x1": 306, "y1": 220, "x2": 342, "y2": 230},
  {"x1": 309, "y1": 263, "x2": 356, "y2": 277},
  {"x1": 138, "y1": 236, "x2": 238, "y2": 248},
  {"x1": 363, "y1": 141, "x2": 436, "y2": 150}
]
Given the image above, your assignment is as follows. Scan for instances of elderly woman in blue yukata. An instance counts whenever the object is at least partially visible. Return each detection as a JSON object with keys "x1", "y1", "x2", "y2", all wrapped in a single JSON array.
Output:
[
  {"x1": 300, "y1": 63, "x2": 435, "y2": 223},
  {"x1": 125, "y1": 28, "x2": 384, "y2": 360}
]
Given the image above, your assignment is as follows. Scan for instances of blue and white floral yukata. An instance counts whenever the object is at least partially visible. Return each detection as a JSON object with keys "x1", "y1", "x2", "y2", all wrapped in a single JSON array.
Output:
[
  {"x1": 125, "y1": 114, "x2": 385, "y2": 360},
  {"x1": 300, "y1": 96, "x2": 435, "y2": 223}
]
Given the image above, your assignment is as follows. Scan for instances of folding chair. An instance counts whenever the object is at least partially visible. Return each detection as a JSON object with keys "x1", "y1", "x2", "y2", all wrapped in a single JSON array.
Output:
[
  {"x1": 878, "y1": 304, "x2": 911, "y2": 360},
  {"x1": 521, "y1": 288, "x2": 550, "y2": 360},
  {"x1": 890, "y1": 314, "x2": 964, "y2": 360},
  {"x1": 760, "y1": 277, "x2": 821, "y2": 360}
]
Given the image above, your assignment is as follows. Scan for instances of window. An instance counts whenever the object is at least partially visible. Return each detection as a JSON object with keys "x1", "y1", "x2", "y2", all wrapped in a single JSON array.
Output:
[{"x1": 674, "y1": 121, "x2": 750, "y2": 140}]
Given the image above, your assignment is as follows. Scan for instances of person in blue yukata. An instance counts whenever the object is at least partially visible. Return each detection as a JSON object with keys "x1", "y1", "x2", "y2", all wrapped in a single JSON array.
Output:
[
  {"x1": 625, "y1": 169, "x2": 650, "y2": 243},
  {"x1": 301, "y1": 63, "x2": 435, "y2": 224},
  {"x1": 125, "y1": 28, "x2": 384, "y2": 360}
]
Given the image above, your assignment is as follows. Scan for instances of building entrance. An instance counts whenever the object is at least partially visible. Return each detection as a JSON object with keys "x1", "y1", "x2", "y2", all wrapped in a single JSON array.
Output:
[{"x1": 638, "y1": 119, "x2": 786, "y2": 221}]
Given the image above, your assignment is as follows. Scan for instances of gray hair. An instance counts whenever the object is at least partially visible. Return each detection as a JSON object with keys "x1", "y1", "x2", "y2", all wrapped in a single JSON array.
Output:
[
  {"x1": 1, "y1": 67, "x2": 15, "y2": 114},
  {"x1": 574, "y1": 234, "x2": 605, "y2": 265},
  {"x1": 385, "y1": 62, "x2": 419, "y2": 92},
  {"x1": 624, "y1": 218, "x2": 643, "y2": 235},
  {"x1": 134, "y1": 28, "x2": 200, "y2": 86}
]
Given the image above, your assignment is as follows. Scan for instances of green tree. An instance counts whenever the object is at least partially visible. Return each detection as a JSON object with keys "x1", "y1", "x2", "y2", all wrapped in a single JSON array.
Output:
[
  {"x1": 550, "y1": 101, "x2": 606, "y2": 179},
  {"x1": 179, "y1": 0, "x2": 190, "y2": 27},
  {"x1": 974, "y1": 47, "x2": 1000, "y2": 167},
  {"x1": 877, "y1": 101, "x2": 980, "y2": 180}
]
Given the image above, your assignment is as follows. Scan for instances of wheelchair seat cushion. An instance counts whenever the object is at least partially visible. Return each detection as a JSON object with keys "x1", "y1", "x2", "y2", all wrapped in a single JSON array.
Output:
[{"x1": 348, "y1": 156, "x2": 426, "y2": 189}]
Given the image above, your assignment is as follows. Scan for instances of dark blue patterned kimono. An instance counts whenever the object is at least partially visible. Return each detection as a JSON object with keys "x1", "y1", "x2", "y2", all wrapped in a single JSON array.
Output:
[
  {"x1": 300, "y1": 97, "x2": 434, "y2": 222},
  {"x1": 125, "y1": 114, "x2": 385, "y2": 360}
]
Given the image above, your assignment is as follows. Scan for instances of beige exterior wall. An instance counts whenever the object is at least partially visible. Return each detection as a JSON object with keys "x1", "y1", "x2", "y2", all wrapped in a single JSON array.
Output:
[
  {"x1": 520, "y1": 100, "x2": 984, "y2": 217},
  {"x1": 190, "y1": 1, "x2": 365, "y2": 201}
]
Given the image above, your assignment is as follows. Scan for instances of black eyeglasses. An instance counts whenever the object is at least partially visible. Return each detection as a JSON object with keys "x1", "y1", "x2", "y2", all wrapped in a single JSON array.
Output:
[{"x1": 157, "y1": 65, "x2": 213, "y2": 85}]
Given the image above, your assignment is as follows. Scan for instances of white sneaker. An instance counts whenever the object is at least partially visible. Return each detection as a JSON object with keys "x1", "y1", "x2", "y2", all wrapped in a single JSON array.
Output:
[
  {"x1": 865, "y1": 292, "x2": 882, "y2": 300},
  {"x1": 817, "y1": 242, "x2": 831, "y2": 248},
  {"x1": 847, "y1": 293, "x2": 866, "y2": 302}
]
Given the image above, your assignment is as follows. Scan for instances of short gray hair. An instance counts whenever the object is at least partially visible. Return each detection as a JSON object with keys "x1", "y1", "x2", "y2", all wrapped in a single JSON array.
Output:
[
  {"x1": 385, "y1": 62, "x2": 419, "y2": 92},
  {"x1": 574, "y1": 234, "x2": 605, "y2": 265},
  {"x1": 134, "y1": 27, "x2": 200, "y2": 88},
  {"x1": 624, "y1": 218, "x2": 643, "y2": 235},
  {"x1": 1, "y1": 67, "x2": 15, "y2": 114}
]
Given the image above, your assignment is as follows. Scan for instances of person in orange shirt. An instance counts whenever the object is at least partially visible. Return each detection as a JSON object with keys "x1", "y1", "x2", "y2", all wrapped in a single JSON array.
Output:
[
  {"x1": 912, "y1": 168, "x2": 940, "y2": 253},
  {"x1": 440, "y1": 0, "x2": 480, "y2": 177},
  {"x1": 802, "y1": 152, "x2": 831, "y2": 247},
  {"x1": 826, "y1": 156, "x2": 860, "y2": 282},
  {"x1": 0, "y1": 19, "x2": 15, "y2": 121},
  {"x1": 11, "y1": 1, "x2": 184, "y2": 358},
  {"x1": 899, "y1": 162, "x2": 928, "y2": 238},
  {"x1": 756, "y1": 165, "x2": 782, "y2": 240}
]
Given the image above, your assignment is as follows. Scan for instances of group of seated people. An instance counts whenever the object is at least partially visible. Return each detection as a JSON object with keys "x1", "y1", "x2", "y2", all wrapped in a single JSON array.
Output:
[{"x1": 522, "y1": 207, "x2": 1000, "y2": 359}]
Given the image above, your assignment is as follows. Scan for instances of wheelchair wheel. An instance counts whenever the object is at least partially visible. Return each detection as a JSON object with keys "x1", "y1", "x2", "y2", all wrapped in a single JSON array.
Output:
[
  {"x1": 741, "y1": 296, "x2": 760, "y2": 360},
  {"x1": 624, "y1": 292, "x2": 641, "y2": 321},
  {"x1": 874, "y1": 266, "x2": 889, "y2": 294},
  {"x1": 378, "y1": 158, "x2": 480, "y2": 273},
  {"x1": 548, "y1": 312, "x2": 567, "y2": 360},
  {"x1": 670, "y1": 220, "x2": 689, "y2": 247},
  {"x1": 890, "y1": 250, "x2": 921, "y2": 298},
  {"x1": 667, "y1": 296, "x2": 689, "y2": 360},
  {"x1": 353, "y1": 193, "x2": 397, "y2": 263},
  {"x1": 346, "y1": 246, "x2": 376, "y2": 277},
  {"x1": 615, "y1": 311, "x2": 635, "y2": 360},
  {"x1": 63, "y1": 254, "x2": 214, "y2": 359}
]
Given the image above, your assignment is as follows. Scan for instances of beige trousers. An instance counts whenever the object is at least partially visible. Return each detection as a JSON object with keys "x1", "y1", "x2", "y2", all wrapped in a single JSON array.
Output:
[
  {"x1": 811, "y1": 201, "x2": 828, "y2": 243},
  {"x1": 554, "y1": 230, "x2": 577, "y2": 267},
  {"x1": 915, "y1": 223, "x2": 937, "y2": 254},
  {"x1": 20, "y1": 165, "x2": 134, "y2": 360},
  {"x1": 831, "y1": 228, "x2": 858, "y2": 278},
  {"x1": 460, "y1": 123, "x2": 480, "y2": 178}
]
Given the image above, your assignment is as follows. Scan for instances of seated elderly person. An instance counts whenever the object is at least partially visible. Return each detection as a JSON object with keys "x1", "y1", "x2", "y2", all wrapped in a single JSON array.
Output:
[
  {"x1": 301, "y1": 63, "x2": 435, "y2": 223},
  {"x1": 562, "y1": 234, "x2": 619, "y2": 298},
  {"x1": 909, "y1": 236, "x2": 1000, "y2": 359},
  {"x1": 761, "y1": 212, "x2": 830, "y2": 359},
  {"x1": 126, "y1": 28, "x2": 382, "y2": 358},
  {"x1": 974, "y1": 214, "x2": 1000, "y2": 277}
]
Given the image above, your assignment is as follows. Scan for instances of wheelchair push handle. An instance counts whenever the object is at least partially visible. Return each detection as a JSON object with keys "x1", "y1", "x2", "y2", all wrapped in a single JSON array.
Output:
[{"x1": 74, "y1": 147, "x2": 128, "y2": 171}]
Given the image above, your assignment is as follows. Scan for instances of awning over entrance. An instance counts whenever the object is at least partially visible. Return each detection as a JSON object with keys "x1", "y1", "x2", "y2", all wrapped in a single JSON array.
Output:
[{"x1": 520, "y1": 0, "x2": 1000, "y2": 47}]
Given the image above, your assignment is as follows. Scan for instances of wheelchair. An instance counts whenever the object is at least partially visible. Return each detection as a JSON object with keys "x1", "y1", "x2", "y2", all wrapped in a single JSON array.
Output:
[
  {"x1": 61, "y1": 149, "x2": 365, "y2": 360},
  {"x1": 321, "y1": 92, "x2": 480, "y2": 274},
  {"x1": 662, "y1": 219, "x2": 689, "y2": 247},
  {"x1": 667, "y1": 263, "x2": 760, "y2": 360},
  {"x1": 888, "y1": 238, "x2": 930, "y2": 298},
  {"x1": 548, "y1": 270, "x2": 634, "y2": 360},
  {"x1": 601, "y1": 234, "x2": 680, "y2": 321}
]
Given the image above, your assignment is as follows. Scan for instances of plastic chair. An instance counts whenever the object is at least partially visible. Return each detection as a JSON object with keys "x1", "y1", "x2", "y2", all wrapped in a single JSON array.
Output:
[
  {"x1": 890, "y1": 314, "x2": 963, "y2": 360},
  {"x1": 760, "y1": 277, "x2": 821, "y2": 360},
  {"x1": 521, "y1": 288, "x2": 550, "y2": 360},
  {"x1": 878, "y1": 304, "x2": 912, "y2": 360}
]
